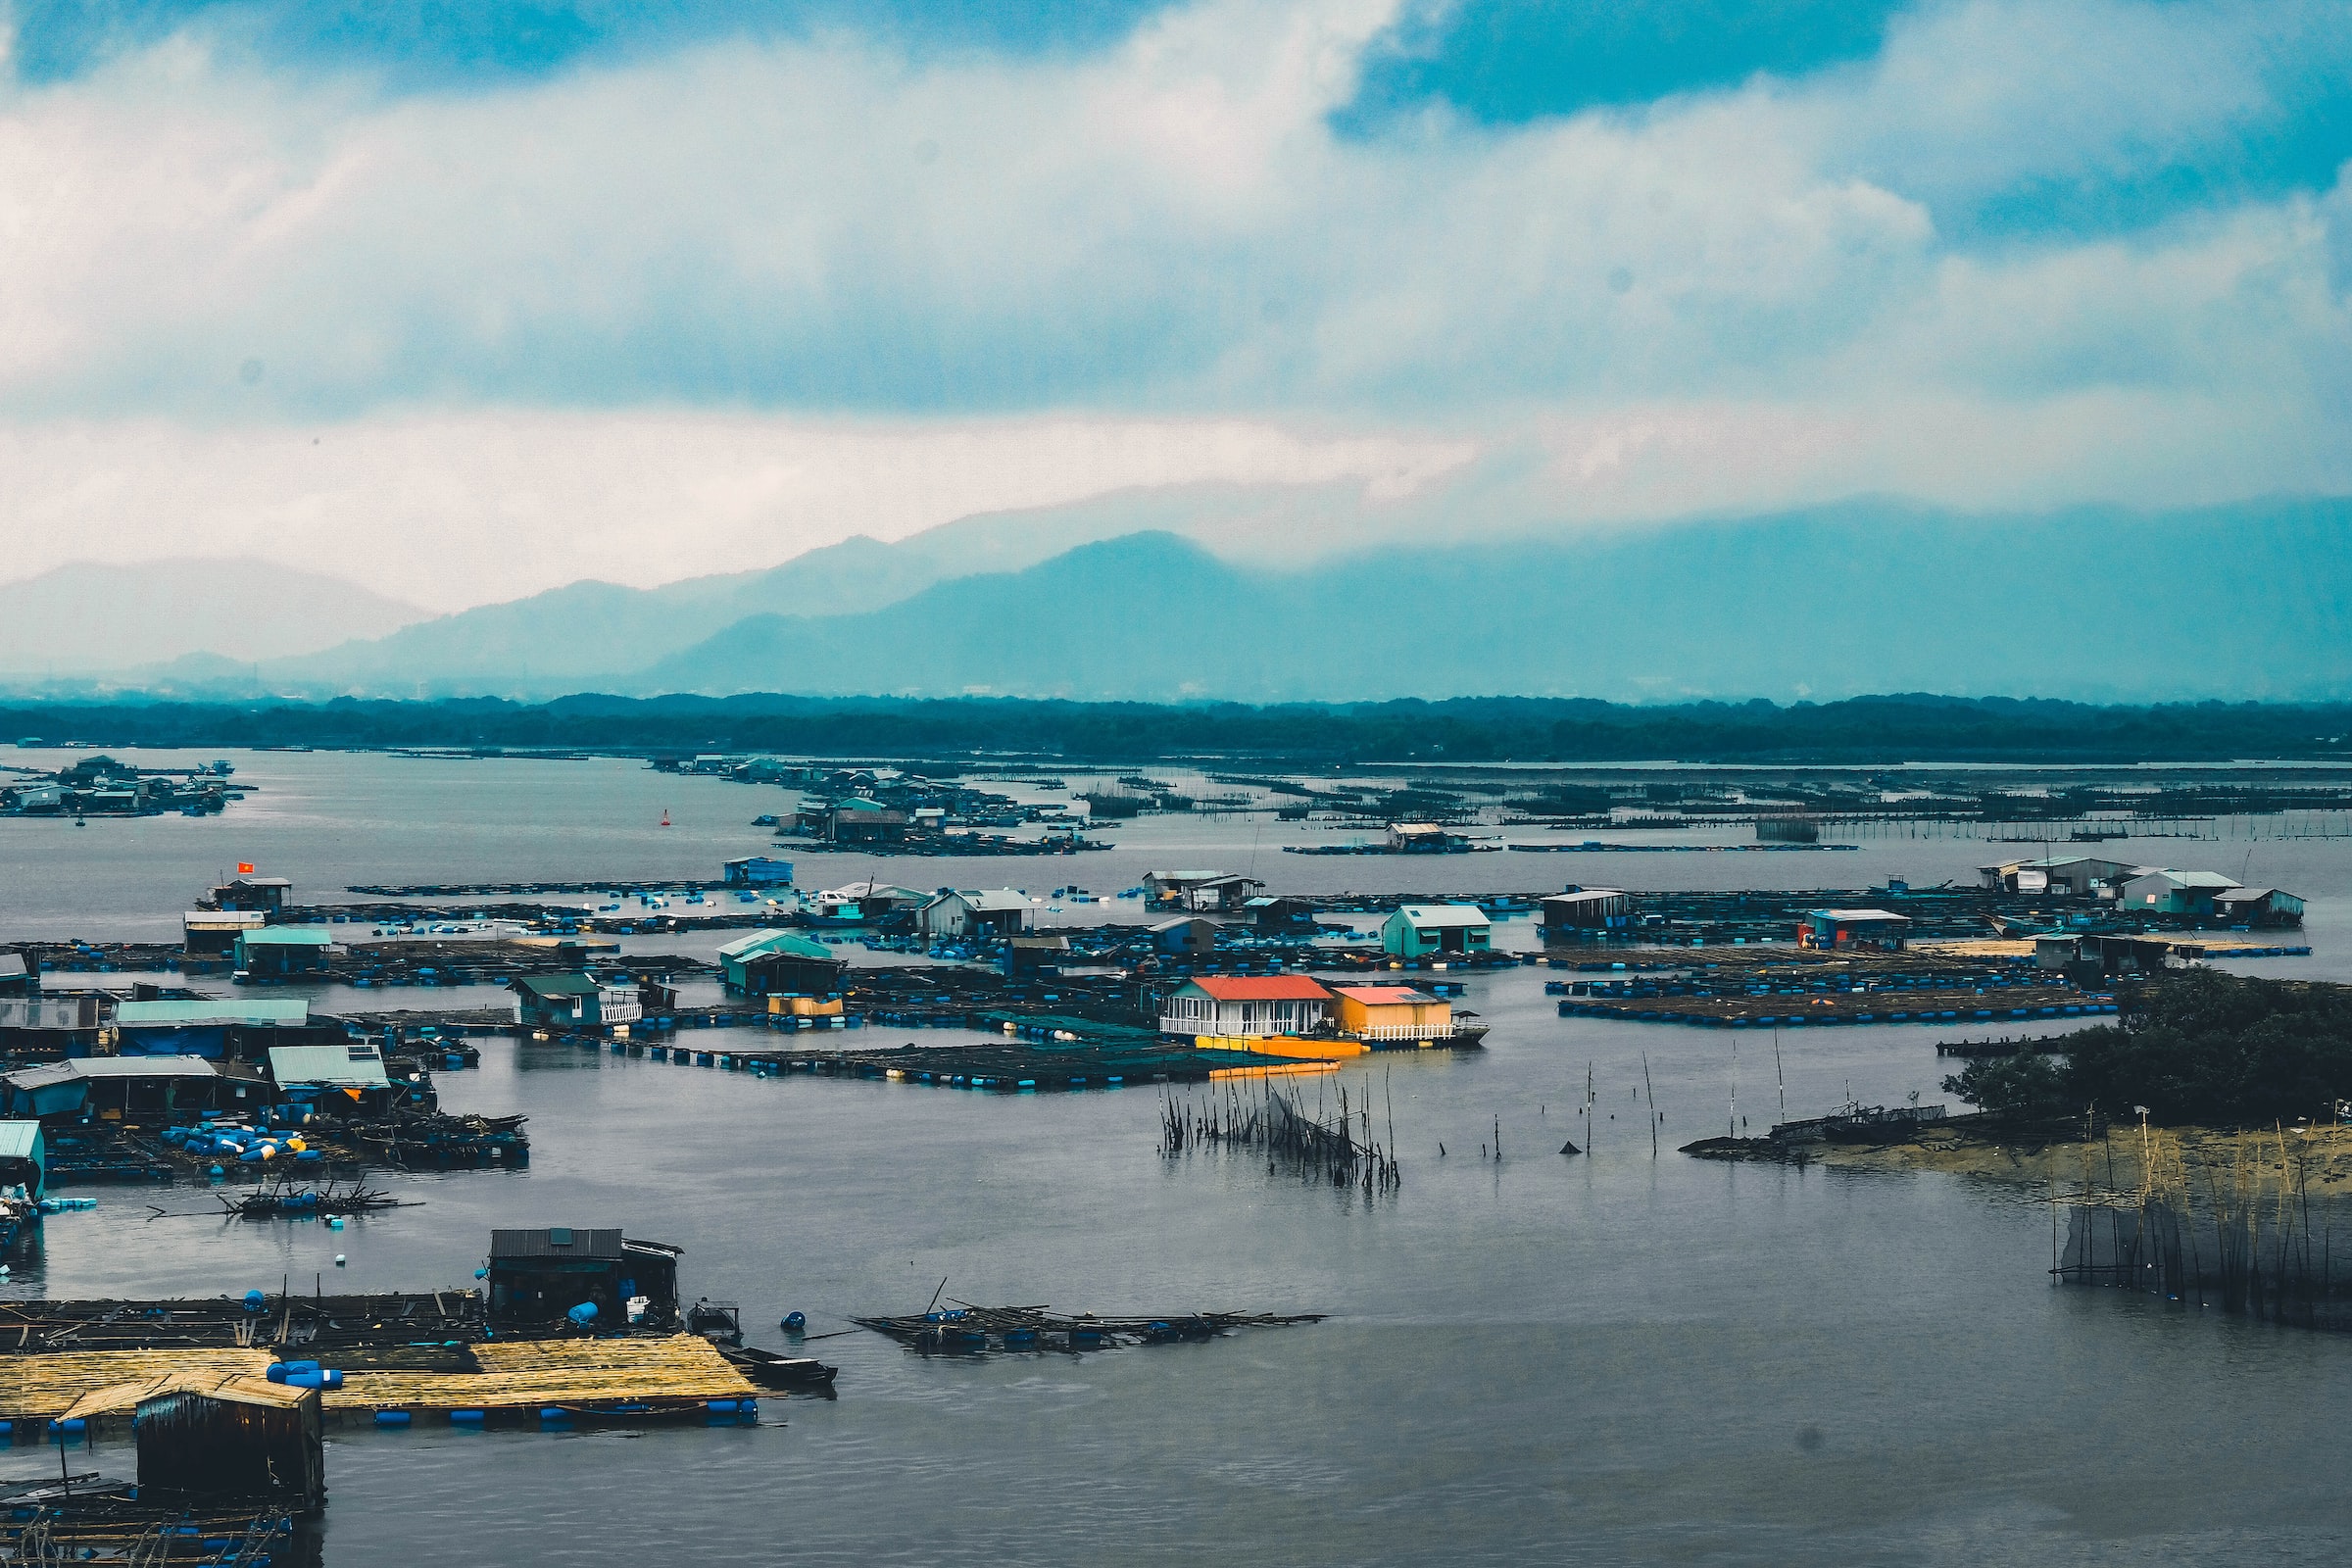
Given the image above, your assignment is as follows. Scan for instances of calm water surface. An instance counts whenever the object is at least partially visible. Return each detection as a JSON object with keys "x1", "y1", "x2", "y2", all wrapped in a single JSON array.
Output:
[{"x1": 1, "y1": 752, "x2": 2347, "y2": 1563}]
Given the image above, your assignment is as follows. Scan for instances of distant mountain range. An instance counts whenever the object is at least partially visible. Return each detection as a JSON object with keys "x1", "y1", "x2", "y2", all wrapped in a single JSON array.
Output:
[
  {"x1": 631, "y1": 500, "x2": 2352, "y2": 703},
  {"x1": 0, "y1": 559, "x2": 426, "y2": 675},
  {"x1": 14, "y1": 497, "x2": 2352, "y2": 703}
]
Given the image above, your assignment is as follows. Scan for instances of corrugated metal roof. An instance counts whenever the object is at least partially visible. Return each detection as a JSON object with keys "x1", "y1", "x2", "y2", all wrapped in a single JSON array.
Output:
[
  {"x1": 65, "y1": 1370, "x2": 312, "y2": 1421},
  {"x1": 512, "y1": 973, "x2": 601, "y2": 998},
  {"x1": 490, "y1": 1227, "x2": 625, "y2": 1261},
  {"x1": 1396, "y1": 905, "x2": 1491, "y2": 927},
  {"x1": 0, "y1": 1122, "x2": 40, "y2": 1162},
  {"x1": 238, "y1": 928, "x2": 333, "y2": 947},
  {"x1": 183, "y1": 910, "x2": 268, "y2": 929},
  {"x1": 1808, "y1": 908, "x2": 1911, "y2": 923},
  {"x1": 267, "y1": 1044, "x2": 390, "y2": 1090},
  {"x1": 715, "y1": 929, "x2": 830, "y2": 961},
  {"x1": 2137, "y1": 870, "x2": 2241, "y2": 889},
  {"x1": 117, "y1": 1000, "x2": 310, "y2": 1026},
  {"x1": 1333, "y1": 986, "x2": 1434, "y2": 1006},
  {"x1": 1179, "y1": 977, "x2": 1334, "y2": 1002},
  {"x1": 5, "y1": 1056, "x2": 220, "y2": 1088},
  {"x1": 952, "y1": 889, "x2": 1033, "y2": 911}
]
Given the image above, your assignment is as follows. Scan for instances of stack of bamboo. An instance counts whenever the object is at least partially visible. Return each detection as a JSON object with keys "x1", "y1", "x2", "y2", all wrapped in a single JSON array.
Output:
[
  {"x1": 0, "y1": 1349, "x2": 273, "y2": 1420},
  {"x1": 325, "y1": 1334, "x2": 758, "y2": 1413}
]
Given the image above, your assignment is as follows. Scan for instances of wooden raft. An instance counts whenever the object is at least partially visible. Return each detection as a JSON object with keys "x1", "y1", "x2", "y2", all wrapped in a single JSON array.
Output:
[
  {"x1": 324, "y1": 1334, "x2": 759, "y2": 1414},
  {"x1": 0, "y1": 1349, "x2": 274, "y2": 1420}
]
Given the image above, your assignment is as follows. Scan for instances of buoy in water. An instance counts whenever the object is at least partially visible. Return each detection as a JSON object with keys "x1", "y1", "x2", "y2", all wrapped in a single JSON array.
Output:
[{"x1": 660, "y1": 808, "x2": 671, "y2": 827}]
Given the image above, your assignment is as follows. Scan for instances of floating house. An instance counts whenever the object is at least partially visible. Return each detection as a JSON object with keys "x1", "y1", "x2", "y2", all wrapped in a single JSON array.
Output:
[
  {"x1": 1244, "y1": 896, "x2": 1316, "y2": 932},
  {"x1": 1797, "y1": 908, "x2": 1912, "y2": 951},
  {"x1": 63, "y1": 1371, "x2": 324, "y2": 1511},
  {"x1": 0, "y1": 1121, "x2": 43, "y2": 1200},
  {"x1": 1003, "y1": 934, "x2": 1072, "y2": 976},
  {"x1": 1329, "y1": 986, "x2": 1454, "y2": 1042},
  {"x1": 1142, "y1": 871, "x2": 1264, "y2": 913},
  {"x1": 115, "y1": 999, "x2": 312, "y2": 1058},
  {"x1": 487, "y1": 1227, "x2": 682, "y2": 1330},
  {"x1": 0, "y1": 995, "x2": 107, "y2": 1056},
  {"x1": 183, "y1": 909, "x2": 268, "y2": 957},
  {"x1": 1, "y1": 1055, "x2": 228, "y2": 1119},
  {"x1": 1157, "y1": 976, "x2": 1334, "y2": 1040},
  {"x1": 1381, "y1": 905, "x2": 1493, "y2": 958},
  {"x1": 1976, "y1": 856, "x2": 2137, "y2": 897},
  {"x1": 1387, "y1": 822, "x2": 1478, "y2": 854},
  {"x1": 803, "y1": 798, "x2": 908, "y2": 845},
  {"x1": 267, "y1": 1042, "x2": 396, "y2": 1115},
  {"x1": 2210, "y1": 887, "x2": 2306, "y2": 927},
  {"x1": 716, "y1": 929, "x2": 837, "y2": 991},
  {"x1": 2118, "y1": 869, "x2": 2242, "y2": 917},
  {"x1": 234, "y1": 927, "x2": 333, "y2": 977},
  {"x1": 510, "y1": 974, "x2": 646, "y2": 1029},
  {"x1": 1149, "y1": 916, "x2": 1219, "y2": 956},
  {"x1": 916, "y1": 890, "x2": 1034, "y2": 940},
  {"x1": 820, "y1": 881, "x2": 929, "y2": 917},
  {"x1": 209, "y1": 877, "x2": 293, "y2": 914},
  {"x1": 721, "y1": 856, "x2": 795, "y2": 888},
  {"x1": 1541, "y1": 888, "x2": 1630, "y2": 937}
]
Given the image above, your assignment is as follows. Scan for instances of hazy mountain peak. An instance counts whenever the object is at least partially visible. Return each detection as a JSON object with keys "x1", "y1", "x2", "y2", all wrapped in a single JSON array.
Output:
[{"x1": 0, "y1": 558, "x2": 427, "y2": 673}]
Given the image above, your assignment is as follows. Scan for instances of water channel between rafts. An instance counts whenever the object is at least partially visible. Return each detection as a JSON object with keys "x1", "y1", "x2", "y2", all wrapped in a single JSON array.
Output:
[{"x1": 2, "y1": 752, "x2": 2349, "y2": 1564}]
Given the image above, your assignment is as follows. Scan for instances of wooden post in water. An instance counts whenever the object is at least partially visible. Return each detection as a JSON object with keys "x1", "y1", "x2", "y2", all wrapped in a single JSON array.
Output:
[{"x1": 1642, "y1": 1053, "x2": 1657, "y2": 1158}]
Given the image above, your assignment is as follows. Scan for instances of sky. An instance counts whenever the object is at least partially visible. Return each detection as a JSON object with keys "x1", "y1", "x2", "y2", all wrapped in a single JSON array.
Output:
[{"x1": 5, "y1": 0, "x2": 2352, "y2": 611}]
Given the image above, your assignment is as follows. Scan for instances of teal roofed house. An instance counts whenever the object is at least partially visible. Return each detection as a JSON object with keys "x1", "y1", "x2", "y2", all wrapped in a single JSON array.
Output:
[
  {"x1": 234, "y1": 927, "x2": 334, "y2": 977},
  {"x1": 716, "y1": 929, "x2": 833, "y2": 990},
  {"x1": 1381, "y1": 905, "x2": 1493, "y2": 958},
  {"x1": 0, "y1": 1121, "x2": 43, "y2": 1200}
]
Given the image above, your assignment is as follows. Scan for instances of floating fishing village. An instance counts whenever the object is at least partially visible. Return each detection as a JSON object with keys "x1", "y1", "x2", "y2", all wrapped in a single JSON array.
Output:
[{"x1": 0, "y1": 738, "x2": 2346, "y2": 1560}]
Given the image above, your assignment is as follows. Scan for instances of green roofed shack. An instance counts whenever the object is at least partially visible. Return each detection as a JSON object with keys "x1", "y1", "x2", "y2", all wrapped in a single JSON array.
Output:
[
  {"x1": 234, "y1": 927, "x2": 334, "y2": 977},
  {"x1": 1381, "y1": 905, "x2": 1494, "y2": 958},
  {"x1": 716, "y1": 929, "x2": 833, "y2": 990},
  {"x1": 0, "y1": 1121, "x2": 42, "y2": 1200}
]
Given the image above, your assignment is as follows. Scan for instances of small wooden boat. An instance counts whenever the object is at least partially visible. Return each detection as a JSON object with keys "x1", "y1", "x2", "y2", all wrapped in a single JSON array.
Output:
[{"x1": 716, "y1": 1345, "x2": 838, "y2": 1394}]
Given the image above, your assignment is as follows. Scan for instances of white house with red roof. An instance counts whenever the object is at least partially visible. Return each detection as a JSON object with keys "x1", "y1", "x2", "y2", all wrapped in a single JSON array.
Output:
[{"x1": 1157, "y1": 976, "x2": 1334, "y2": 1040}]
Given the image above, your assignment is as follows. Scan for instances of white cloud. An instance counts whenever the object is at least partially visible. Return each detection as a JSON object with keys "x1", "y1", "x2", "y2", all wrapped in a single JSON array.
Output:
[
  {"x1": 0, "y1": 410, "x2": 1473, "y2": 609},
  {"x1": 0, "y1": 0, "x2": 2348, "y2": 606}
]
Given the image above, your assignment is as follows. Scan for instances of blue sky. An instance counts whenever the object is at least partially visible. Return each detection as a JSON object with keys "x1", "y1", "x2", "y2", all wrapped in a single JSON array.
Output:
[{"x1": 4, "y1": 0, "x2": 2351, "y2": 607}]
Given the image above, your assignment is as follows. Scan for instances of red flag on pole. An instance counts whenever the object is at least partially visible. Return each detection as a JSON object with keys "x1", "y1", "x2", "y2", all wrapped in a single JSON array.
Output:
[{"x1": 236, "y1": 862, "x2": 255, "y2": 874}]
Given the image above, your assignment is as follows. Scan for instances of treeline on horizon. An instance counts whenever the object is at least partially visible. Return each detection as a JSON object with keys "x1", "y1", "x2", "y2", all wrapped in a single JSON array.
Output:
[{"x1": 3, "y1": 692, "x2": 2349, "y2": 763}]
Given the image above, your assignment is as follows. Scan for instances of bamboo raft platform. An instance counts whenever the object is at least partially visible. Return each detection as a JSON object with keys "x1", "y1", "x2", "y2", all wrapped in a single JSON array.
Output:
[
  {"x1": 855, "y1": 1304, "x2": 1323, "y2": 1355},
  {"x1": 727, "y1": 1037, "x2": 1339, "y2": 1091},
  {"x1": 325, "y1": 1336, "x2": 760, "y2": 1421},
  {"x1": 0, "y1": 1350, "x2": 272, "y2": 1421},
  {"x1": 0, "y1": 1293, "x2": 487, "y2": 1356},
  {"x1": 0, "y1": 1336, "x2": 760, "y2": 1428}
]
